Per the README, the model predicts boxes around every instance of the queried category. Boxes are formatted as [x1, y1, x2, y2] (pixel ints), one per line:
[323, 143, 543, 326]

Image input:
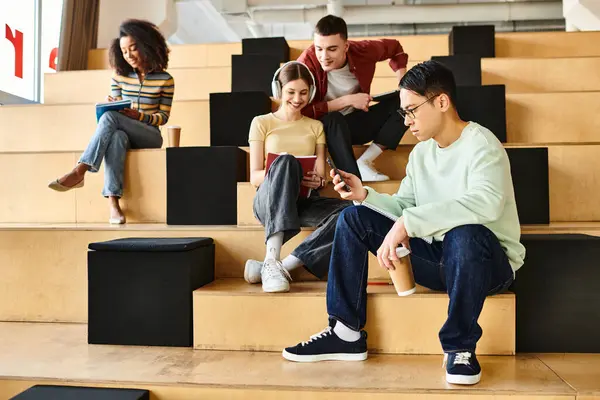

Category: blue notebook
[95, 99, 132, 122]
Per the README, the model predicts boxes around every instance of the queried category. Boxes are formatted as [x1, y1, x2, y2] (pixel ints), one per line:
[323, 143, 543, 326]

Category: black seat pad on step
[88, 237, 213, 252]
[11, 385, 149, 400]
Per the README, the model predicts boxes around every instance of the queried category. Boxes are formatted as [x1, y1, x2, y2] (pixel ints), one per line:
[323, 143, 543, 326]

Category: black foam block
[449, 25, 495, 58]
[513, 234, 600, 353]
[232, 54, 281, 93]
[456, 85, 506, 142]
[88, 237, 214, 347]
[242, 37, 290, 63]
[167, 146, 247, 225]
[210, 91, 272, 147]
[505, 148, 549, 224]
[11, 385, 149, 400]
[431, 55, 482, 86]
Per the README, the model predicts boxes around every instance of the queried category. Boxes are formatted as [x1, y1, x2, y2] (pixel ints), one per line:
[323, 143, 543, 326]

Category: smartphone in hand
[326, 157, 351, 192]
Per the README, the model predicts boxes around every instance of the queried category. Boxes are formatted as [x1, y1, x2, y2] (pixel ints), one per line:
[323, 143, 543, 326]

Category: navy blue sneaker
[282, 323, 368, 362]
[444, 351, 481, 385]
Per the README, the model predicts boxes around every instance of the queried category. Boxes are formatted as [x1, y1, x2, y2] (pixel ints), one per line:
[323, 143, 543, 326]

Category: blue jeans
[253, 155, 351, 279]
[327, 206, 514, 352]
[79, 111, 163, 197]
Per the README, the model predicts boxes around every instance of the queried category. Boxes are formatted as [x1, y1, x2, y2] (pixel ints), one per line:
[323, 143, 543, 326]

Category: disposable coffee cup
[388, 246, 416, 296]
[166, 125, 181, 148]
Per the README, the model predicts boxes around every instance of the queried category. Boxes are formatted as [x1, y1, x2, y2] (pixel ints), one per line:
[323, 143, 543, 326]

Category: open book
[265, 153, 317, 198]
[95, 99, 132, 122]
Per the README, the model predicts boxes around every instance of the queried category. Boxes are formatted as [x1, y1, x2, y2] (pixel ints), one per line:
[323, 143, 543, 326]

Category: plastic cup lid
[395, 246, 411, 258]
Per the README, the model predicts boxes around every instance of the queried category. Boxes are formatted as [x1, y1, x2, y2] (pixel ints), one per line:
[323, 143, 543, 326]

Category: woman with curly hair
[49, 19, 174, 224]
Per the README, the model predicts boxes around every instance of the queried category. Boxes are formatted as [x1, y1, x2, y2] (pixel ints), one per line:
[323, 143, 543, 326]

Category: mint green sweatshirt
[360, 122, 526, 272]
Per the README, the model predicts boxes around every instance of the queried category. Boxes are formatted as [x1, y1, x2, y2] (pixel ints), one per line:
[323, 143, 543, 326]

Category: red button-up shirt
[297, 39, 409, 119]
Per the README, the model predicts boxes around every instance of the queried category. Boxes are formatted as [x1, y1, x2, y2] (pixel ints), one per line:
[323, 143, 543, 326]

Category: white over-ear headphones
[271, 61, 317, 103]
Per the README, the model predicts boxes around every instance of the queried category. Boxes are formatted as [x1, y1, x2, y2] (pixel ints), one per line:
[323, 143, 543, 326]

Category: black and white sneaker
[282, 323, 368, 362]
[444, 351, 482, 385]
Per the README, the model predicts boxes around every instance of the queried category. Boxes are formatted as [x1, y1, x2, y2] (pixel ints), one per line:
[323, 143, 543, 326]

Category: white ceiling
[170, 0, 565, 44]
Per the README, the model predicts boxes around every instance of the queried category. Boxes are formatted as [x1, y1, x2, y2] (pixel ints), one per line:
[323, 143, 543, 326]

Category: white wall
[97, 0, 170, 48]
[564, 0, 600, 31]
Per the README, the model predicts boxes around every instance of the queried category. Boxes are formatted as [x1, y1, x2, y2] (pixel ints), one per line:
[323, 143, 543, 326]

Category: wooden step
[87, 35, 448, 70]
[536, 354, 600, 399]
[44, 68, 231, 104]
[0, 101, 209, 153]
[87, 42, 243, 70]
[50, 57, 600, 105]
[494, 31, 600, 58]
[0, 322, 582, 399]
[194, 279, 514, 355]
[2, 143, 600, 225]
[0, 149, 166, 224]
[237, 143, 600, 224]
[0, 224, 374, 323]
[87, 31, 600, 69]
[374, 57, 600, 93]
[287, 35, 449, 62]
[2, 143, 599, 225]
[505, 92, 600, 144]
[3, 93, 600, 154]
[1, 222, 599, 323]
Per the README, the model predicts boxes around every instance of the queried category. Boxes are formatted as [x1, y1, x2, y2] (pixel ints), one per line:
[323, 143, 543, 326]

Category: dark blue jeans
[326, 206, 514, 352]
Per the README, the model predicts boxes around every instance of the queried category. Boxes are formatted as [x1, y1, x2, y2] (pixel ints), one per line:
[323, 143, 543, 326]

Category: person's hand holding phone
[330, 168, 367, 202]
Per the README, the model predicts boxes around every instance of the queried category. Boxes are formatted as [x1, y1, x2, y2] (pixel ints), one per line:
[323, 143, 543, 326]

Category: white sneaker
[244, 259, 263, 284]
[261, 259, 292, 293]
[357, 161, 390, 182]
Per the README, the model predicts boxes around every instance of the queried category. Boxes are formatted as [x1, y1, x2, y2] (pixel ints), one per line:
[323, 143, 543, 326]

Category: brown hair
[278, 62, 314, 90]
[315, 15, 348, 40]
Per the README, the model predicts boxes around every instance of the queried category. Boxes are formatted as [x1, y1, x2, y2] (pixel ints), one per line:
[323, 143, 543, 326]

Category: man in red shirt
[298, 15, 409, 182]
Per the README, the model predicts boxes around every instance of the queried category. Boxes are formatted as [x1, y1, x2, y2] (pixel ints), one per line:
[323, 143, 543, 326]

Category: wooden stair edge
[0, 222, 599, 234]
[2, 142, 599, 158]
[0, 346, 583, 398]
[193, 278, 515, 298]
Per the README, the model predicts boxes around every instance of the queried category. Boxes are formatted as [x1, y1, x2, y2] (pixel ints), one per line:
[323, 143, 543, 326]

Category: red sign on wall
[5, 23, 58, 78]
[2, 1, 62, 101]
[5, 24, 24, 78]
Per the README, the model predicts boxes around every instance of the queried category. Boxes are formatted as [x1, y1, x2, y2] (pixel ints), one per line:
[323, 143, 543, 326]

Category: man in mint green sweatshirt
[282, 60, 526, 385]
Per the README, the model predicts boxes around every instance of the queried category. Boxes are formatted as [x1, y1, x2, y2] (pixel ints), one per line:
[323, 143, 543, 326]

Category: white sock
[282, 254, 303, 272]
[265, 232, 284, 262]
[357, 143, 383, 164]
[333, 320, 361, 342]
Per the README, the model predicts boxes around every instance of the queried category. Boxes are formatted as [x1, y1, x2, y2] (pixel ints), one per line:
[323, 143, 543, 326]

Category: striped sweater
[111, 71, 175, 127]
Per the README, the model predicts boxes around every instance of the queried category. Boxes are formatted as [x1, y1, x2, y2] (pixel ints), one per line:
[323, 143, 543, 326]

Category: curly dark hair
[109, 19, 169, 76]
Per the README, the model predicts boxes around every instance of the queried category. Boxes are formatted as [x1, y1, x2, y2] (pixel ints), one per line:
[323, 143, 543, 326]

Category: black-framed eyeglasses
[397, 95, 439, 120]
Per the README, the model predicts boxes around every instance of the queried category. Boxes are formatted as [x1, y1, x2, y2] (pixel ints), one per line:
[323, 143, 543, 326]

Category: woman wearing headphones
[245, 61, 350, 293]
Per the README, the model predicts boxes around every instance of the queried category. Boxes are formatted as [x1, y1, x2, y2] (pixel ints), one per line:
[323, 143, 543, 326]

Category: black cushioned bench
[88, 237, 214, 347]
[11, 385, 149, 400]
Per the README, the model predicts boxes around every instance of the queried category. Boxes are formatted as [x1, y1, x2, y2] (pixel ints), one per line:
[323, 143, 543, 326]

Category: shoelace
[262, 260, 292, 282]
[442, 352, 472, 368]
[301, 326, 332, 346]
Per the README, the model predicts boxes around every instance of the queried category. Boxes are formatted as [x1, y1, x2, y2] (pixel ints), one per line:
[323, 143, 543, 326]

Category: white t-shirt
[325, 63, 360, 115]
